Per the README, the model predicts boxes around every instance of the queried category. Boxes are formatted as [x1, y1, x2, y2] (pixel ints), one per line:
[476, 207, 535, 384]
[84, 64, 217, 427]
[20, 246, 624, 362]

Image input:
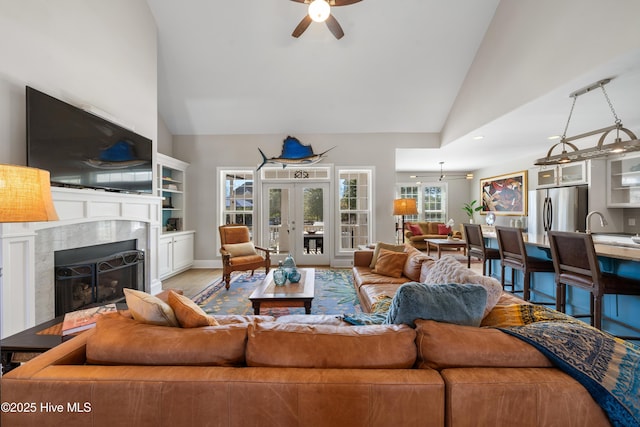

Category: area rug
[193, 269, 361, 317]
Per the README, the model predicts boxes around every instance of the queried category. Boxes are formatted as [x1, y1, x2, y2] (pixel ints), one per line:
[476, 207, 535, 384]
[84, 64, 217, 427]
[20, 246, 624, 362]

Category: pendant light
[535, 78, 640, 166]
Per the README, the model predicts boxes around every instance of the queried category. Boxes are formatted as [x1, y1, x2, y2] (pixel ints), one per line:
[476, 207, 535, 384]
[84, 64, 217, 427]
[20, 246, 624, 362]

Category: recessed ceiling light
[472, 135, 484, 140]
[409, 175, 417, 178]
[548, 135, 561, 140]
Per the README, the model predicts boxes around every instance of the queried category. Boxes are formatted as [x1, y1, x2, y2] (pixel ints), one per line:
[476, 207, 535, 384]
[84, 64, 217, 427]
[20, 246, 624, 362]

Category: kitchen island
[483, 230, 640, 341]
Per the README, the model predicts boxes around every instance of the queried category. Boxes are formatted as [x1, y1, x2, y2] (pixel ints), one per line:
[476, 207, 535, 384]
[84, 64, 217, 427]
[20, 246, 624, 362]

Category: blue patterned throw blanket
[492, 305, 640, 427]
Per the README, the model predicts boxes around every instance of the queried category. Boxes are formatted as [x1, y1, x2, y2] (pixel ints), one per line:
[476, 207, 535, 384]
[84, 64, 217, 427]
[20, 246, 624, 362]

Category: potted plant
[462, 200, 482, 223]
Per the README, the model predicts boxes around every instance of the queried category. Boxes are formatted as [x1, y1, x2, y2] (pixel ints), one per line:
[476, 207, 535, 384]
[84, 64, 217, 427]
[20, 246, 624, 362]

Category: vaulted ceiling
[147, 0, 640, 173]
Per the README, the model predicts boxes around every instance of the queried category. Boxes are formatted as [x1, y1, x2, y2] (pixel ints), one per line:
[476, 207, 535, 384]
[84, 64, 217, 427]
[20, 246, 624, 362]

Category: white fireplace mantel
[1, 187, 162, 338]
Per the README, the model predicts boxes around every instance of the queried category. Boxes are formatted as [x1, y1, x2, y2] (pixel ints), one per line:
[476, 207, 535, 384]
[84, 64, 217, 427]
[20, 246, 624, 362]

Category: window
[338, 169, 372, 251]
[397, 182, 447, 222]
[423, 184, 447, 222]
[221, 169, 254, 233]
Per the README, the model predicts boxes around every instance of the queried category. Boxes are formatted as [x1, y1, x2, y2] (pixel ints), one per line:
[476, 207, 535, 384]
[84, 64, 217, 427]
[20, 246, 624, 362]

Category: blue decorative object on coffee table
[273, 261, 287, 286]
[288, 267, 301, 283]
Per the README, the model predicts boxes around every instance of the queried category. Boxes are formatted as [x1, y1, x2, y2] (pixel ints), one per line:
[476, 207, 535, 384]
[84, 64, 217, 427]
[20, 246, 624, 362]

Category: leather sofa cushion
[246, 322, 417, 368]
[415, 319, 552, 369]
[358, 284, 402, 312]
[86, 314, 247, 366]
[353, 266, 409, 288]
[441, 368, 612, 427]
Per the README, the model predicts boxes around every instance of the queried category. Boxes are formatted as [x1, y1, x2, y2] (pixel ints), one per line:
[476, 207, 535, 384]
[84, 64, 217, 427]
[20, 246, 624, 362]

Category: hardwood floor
[162, 268, 223, 299]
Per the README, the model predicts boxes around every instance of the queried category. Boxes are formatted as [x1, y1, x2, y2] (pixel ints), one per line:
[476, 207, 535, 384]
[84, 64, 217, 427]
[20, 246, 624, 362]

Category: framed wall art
[480, 170, 527, 216]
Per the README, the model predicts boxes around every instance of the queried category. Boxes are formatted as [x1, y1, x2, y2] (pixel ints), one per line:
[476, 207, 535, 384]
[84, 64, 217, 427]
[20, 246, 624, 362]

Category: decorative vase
[273, 261, 287, 286]
[282, 253, 296, 271]
[282, 253, 296, 281]
[287, 267, 301, 283]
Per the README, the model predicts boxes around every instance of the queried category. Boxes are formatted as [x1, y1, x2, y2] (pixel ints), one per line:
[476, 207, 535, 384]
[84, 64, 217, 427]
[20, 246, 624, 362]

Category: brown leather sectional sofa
[0, 310, 610, 427]
[1, 250, 611, 427]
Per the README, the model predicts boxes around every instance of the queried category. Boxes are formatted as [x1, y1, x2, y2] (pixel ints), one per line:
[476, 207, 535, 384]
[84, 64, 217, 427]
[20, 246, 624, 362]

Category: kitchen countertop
[483, 232, 640, 262]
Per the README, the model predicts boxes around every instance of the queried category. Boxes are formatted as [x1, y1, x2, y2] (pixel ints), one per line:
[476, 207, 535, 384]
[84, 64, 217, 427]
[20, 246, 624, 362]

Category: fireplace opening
[54, 240, 144, 316]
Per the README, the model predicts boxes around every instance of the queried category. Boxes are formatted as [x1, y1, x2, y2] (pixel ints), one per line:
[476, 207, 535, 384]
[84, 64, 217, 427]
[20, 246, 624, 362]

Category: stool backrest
[547, 231, 600, 279]
[463, 223, 485, 252]
[495, 226, 527, 266]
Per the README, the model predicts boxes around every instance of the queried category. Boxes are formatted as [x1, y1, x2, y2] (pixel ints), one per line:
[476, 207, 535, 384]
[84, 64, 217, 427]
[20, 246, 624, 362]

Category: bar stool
[463, 223, 500, 276]
[495, 226, 555, 303]
[548, 230, 640, 332]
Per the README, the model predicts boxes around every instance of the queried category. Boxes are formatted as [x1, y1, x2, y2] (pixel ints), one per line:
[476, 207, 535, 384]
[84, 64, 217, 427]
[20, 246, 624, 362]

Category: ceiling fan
[291, 0, 362, 40]
[409, 162, 474, 182]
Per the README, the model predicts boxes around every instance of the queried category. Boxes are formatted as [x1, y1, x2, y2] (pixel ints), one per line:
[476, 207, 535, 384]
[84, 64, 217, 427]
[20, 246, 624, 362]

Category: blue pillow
[384, 282, 487, 328]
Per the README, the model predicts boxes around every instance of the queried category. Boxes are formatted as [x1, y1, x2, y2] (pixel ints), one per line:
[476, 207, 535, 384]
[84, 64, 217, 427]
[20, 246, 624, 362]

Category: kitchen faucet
[585, 211, 608, 234]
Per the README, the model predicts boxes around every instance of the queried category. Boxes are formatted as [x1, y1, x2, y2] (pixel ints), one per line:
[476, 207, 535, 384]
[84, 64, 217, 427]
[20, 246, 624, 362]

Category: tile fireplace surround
[0, 187, 162, 338]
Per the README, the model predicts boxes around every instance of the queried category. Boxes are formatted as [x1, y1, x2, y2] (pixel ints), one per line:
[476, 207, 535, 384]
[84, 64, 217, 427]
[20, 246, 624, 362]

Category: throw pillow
[422, 255, 473, 285]
[384, 282, 487, 328]
[465, 274, 503, 317]
[369, 242, 405, 268]
[437, 224, 451, 235]
[167, 290, 219, 328]
[223, 242, 258, 257]
[123, 288, 179, 327]
[372, 248, 408, 278]
[407, 223, 423, 236]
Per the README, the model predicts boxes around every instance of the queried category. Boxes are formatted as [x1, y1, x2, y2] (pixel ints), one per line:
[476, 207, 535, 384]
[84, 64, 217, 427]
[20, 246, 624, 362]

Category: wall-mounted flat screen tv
[26, 86, 153, 194]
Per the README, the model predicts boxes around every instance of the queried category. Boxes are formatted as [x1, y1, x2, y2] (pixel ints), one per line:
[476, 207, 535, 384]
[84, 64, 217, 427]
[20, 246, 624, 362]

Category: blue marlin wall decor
[257, 136, 335, 170]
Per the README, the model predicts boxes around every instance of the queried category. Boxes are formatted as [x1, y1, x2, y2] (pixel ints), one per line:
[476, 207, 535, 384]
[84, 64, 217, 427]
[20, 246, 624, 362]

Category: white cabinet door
[158, 236, 173, 278]
[172, 233, 194, 272]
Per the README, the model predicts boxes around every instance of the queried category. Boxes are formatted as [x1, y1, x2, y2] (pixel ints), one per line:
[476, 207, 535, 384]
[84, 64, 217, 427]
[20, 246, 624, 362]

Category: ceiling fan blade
[325, 14, 344, 39]
[292, 15, 313, 38]
[290, 0, 308, 3]
[332, 0, 362, 6]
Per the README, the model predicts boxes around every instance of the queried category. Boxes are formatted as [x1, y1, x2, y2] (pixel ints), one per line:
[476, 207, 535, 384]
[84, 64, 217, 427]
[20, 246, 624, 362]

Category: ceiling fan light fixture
[308, 0, 331, 22]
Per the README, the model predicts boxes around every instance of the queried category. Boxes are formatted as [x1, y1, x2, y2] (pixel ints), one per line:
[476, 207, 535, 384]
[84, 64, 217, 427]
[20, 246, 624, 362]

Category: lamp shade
[393, 198, 418, 216]
[0, 164, 59, 222]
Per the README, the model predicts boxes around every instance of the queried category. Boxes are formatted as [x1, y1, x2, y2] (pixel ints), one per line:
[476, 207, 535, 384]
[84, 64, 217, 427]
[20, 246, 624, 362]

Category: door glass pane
[303, 187, 324, 254]
[268, 187, 290, 254]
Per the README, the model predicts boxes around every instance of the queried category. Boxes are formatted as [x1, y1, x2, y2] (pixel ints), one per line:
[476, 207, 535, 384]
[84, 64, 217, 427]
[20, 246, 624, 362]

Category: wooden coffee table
[249, 268, 315, 314]
[424, 238, 467, 258]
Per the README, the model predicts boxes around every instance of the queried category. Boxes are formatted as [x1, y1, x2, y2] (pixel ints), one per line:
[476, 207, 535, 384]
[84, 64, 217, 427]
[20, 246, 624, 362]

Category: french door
[262, 182, 330, 265]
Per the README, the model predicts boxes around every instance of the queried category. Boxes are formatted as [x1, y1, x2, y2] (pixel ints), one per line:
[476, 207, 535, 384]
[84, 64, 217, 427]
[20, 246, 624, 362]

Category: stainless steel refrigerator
[527, 185, 588, 234]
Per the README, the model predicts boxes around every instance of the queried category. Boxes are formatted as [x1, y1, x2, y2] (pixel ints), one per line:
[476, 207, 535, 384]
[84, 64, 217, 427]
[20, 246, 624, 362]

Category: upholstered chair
[219, 224, 271, 290]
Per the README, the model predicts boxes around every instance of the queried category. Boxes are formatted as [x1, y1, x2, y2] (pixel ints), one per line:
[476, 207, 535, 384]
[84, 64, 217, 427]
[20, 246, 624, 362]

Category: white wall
[157, 115, 173, 157]
[0, 0, 158, 165]
[174, 133, 439, 263]
[442, 0, 640, 146]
